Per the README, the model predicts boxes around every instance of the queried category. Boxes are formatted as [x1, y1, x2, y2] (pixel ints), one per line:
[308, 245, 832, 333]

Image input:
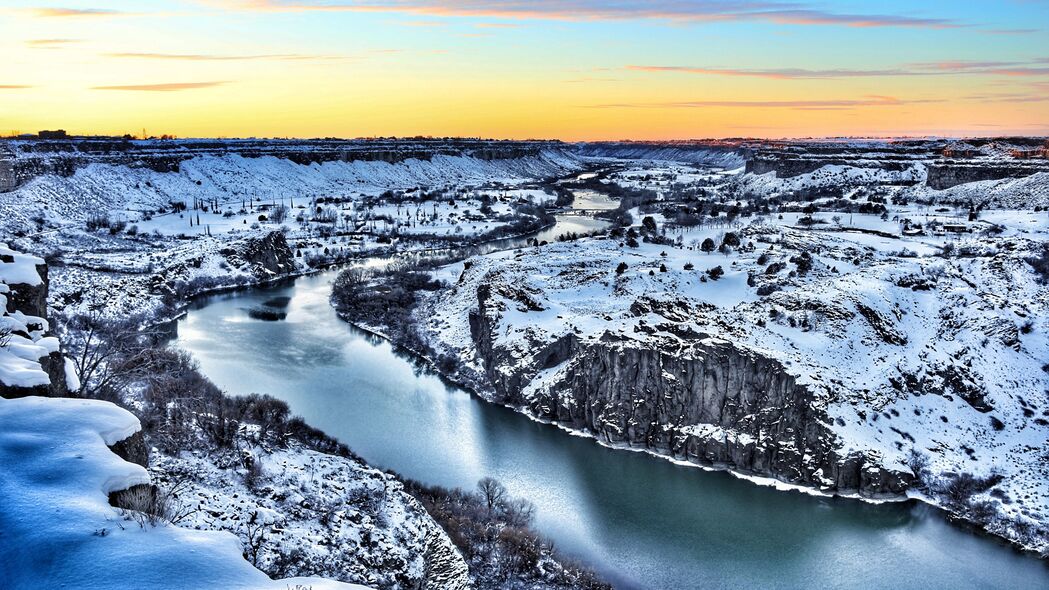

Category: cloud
[984, 28, 1040, 35]
[908, 60, 1024, 71]
[628, 60, 1049, 80]
[626, 65, 917, 79]
[589, 95, 942, 109]
[0, 85, 33, 89]
[740, 9, 962, 29]
[963, 93, 1049, 103]
[394, 19, 448, 26]
[31, 7, 123, 17]
[983, 67, 1049, 76]
[216, 1, 968, 29]
[104, 52, 349, 61]
[26, 38, 82, 47]
[91, 82, 228, 91]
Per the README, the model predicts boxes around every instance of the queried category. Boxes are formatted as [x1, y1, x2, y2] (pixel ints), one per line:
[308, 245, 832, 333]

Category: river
[174, 266, 1049, 590]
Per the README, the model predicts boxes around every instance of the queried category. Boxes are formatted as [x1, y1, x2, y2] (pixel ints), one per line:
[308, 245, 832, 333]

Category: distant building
[943, 223, 970, 234]
[38, 129, 68, 139]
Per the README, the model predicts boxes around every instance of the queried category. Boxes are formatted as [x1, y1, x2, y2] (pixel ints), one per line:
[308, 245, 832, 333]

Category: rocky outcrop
[0, 247, 70, 399]
[926, 163, 1049, 190]
[109, 430, 150, 468]
[421, 526, 471, 590]
[468, 286, 911, 496]
[573, 140, 746, 168]
[236, 231, 297, 279]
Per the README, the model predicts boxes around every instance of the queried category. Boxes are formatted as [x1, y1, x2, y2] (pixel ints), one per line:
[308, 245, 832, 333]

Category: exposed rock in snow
[574, 141, 747, 169]
[0, 244, 68, 397]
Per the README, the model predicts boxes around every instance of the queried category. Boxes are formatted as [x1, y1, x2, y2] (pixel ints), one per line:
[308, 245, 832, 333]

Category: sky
[1, 0, 1048, 140]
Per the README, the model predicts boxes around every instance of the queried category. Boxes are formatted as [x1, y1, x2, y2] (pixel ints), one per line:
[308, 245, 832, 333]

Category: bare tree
[270, 204, 290, 224]
[477, 477, 508, 513]
[63, 312, 164, 399]
[241, 510, 268, 567]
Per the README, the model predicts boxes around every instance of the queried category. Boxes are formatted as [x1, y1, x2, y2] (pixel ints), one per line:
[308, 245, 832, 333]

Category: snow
[0, 395, 369, 590]
[0, 244, 54, 389]
[416, 159, 1049, 554]
[0, 244, 45, 286]
[150, 438, 468, 589]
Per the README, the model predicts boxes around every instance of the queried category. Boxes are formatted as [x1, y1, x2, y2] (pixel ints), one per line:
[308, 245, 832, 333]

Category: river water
[175, 267, 1049, 590]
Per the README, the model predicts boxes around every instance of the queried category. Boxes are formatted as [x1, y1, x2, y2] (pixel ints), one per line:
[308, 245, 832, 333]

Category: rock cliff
[0, 245, 71, 399]
[467, 283, 909, 495]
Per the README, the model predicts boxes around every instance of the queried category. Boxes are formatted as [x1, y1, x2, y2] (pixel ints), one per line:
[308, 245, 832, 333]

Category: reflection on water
[572, 189, 620, 210]
[177, 270, 1049, 590]
[532, 215, 611, 244]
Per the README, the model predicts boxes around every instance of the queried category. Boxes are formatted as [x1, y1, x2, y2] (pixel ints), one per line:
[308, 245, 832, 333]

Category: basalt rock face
[926, 163, 1049, 190]
[468, 285, 910, 496]
[0, 252, 70, 399]
[109, 430, 150, 468]
[236, 231, 297, 279]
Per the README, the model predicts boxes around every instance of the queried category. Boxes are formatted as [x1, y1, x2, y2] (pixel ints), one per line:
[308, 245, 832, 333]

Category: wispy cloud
[394, 19, 448, 26]
[216, 1, 969, 29]
[91, 82, 228, 91]
[626, 65, 917, 79]
[628, 60, 1049, 80]
[984, 28, 1040, 35]
[963, 92, 1049, 103]
[0, 85, 33, 89]
[31, 7, 124, 17]
[588, 95, 942, 110]
[26, 38, 82, 47]
[908, 60, 1024, 71]
[104, 52, 349, 61]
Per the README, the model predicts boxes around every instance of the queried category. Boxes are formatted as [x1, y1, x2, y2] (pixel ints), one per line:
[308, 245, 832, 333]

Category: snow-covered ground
[150, 437, 468, 589]
[2, 147, 580, 317]
[0, 395, 368, 590]
[415, 165, 1049, 555]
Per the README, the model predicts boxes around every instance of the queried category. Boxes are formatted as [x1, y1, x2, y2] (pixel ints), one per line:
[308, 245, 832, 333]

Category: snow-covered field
[0, 395, 368, 590]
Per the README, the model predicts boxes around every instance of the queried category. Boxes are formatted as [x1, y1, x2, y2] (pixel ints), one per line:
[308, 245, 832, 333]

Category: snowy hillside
[0, 395, 368, 590]
[1, 149, 580, 235]
[574, 142, 746, 169]
[415, 209, 1049, 555]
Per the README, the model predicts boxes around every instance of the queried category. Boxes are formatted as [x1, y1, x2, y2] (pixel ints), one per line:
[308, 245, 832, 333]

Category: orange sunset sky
[2, 1, 1048, 140]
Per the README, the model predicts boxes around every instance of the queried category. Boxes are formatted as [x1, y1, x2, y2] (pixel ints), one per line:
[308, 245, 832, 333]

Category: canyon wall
[467, 283, 910, 496]
[0, 137, 563, 193]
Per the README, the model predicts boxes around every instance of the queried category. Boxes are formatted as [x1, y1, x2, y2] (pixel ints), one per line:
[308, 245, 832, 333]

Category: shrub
[116, 485, 171, 528]
[85, 214, 111, 231]
[108, 219, 128, 235]
[1025, 244, 1049, 283]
